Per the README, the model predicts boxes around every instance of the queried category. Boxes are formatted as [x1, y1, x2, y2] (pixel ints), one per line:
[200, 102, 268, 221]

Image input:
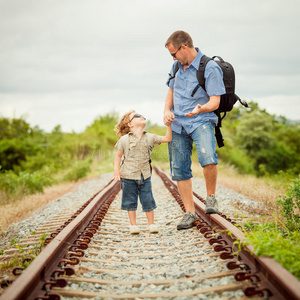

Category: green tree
[0, 118, 33, 139]
[237, 110, 275, 155]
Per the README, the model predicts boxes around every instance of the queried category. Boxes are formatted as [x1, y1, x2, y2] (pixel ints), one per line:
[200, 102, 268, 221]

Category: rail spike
[243, 285, 271, 298]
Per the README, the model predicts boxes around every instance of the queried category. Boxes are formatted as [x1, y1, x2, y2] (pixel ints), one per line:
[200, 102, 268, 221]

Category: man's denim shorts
[168, 123, 218, 181]
[121, 175, 157, 212]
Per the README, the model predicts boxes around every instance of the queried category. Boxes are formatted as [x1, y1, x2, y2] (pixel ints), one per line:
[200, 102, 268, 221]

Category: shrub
[276, 177, 300, 231]
[218, 146, 255, 174]
[63, 160, 91, 182]
[242, 220, 300, 280]
[0, 170, 53, 203]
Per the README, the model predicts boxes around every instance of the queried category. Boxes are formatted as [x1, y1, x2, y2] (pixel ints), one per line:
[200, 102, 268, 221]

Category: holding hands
[164, 111, 175, 126]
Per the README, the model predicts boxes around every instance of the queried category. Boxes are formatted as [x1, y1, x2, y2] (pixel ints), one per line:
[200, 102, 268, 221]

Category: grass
[0, 157, 114, 233]
[0, 181, 83, 233]
[239, 217, 300, 280]
[0, 233, 48, 275]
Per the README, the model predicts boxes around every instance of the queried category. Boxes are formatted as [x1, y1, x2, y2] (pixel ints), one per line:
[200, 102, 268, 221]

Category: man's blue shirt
[166, 48, 226, 134]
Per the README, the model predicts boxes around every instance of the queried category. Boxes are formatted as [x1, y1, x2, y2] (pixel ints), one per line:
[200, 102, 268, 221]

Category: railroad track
[1, 167, 299, 299]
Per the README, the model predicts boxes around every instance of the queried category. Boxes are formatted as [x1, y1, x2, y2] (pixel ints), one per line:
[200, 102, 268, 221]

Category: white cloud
[0, 89, 166, 132]
[254, 95, 300, 120]
[0, 0, 299, 132]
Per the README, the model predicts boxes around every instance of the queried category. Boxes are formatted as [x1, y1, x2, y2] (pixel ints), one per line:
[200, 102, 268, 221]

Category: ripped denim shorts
[168, 122, 218, 181]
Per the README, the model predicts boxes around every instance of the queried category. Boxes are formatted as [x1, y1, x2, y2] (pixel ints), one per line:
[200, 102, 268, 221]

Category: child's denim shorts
[168, 122, 218, 181]
[121, 175, 157, 212]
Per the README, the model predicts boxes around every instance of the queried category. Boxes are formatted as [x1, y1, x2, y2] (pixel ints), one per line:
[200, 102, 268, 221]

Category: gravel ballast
[0, 171, 260, 250]
[0, 170, 265, 299]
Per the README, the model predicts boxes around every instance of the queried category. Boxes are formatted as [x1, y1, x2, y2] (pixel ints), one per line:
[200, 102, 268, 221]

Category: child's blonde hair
[114, 110, 135, 139]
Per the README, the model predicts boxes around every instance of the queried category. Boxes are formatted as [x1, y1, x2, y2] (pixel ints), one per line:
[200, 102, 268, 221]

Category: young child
[113, 110, 172, 234]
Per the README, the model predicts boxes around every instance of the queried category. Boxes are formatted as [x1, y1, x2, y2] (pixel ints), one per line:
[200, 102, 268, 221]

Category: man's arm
[161, 125, 172, 143]
[185, 95, 220, 117]
[164, 88, 175, 125]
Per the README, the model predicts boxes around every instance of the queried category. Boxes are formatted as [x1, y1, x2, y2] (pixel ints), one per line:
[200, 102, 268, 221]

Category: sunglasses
[130, 114, 146, 122]
[171, 45, 182, 58]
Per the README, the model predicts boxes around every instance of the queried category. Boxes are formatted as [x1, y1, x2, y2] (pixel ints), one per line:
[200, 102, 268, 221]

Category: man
[164, 30, 226, 230]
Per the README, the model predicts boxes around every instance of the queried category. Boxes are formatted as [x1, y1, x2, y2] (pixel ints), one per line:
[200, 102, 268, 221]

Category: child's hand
[112, 171, 123, 181]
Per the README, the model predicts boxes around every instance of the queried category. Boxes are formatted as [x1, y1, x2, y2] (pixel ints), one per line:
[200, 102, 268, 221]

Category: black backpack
[168, 55, 249, 148]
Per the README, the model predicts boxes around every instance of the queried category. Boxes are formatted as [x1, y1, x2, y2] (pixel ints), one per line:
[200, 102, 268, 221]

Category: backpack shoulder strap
[215, 125, 224, 148]
[167, 61, 180, 86]
[193, 55, 225, 148]
[191, 55, 211, 97]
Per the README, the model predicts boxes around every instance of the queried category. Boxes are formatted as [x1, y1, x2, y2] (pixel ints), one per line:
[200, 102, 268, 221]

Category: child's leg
[145, 210, 154, 226]
[138, 176, 157, 226]
[121, 178, 139, 226]
[146, 209, 159, 233]
[128, 211, 137, 225]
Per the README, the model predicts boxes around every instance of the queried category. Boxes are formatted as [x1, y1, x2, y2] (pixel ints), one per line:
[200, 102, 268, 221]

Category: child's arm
[112, 150, 123, 181]
[160, 125, 172, 143]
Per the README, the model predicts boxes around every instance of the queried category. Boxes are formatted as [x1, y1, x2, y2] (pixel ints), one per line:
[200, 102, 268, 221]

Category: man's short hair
[165, 31, 194, 48]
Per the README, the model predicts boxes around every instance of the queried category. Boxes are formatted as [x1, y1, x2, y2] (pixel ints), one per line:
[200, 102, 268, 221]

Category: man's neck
[182, 47, 198, 71]
[187, 48, 198, 66]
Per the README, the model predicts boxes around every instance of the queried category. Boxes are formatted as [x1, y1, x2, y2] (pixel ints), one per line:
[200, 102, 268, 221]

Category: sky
[1, 0, 299, 133]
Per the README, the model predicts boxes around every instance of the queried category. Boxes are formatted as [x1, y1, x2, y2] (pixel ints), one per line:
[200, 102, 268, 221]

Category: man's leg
[203, 164, 218, 197]
[190, 123, 219, 214]
[176, 178, 198, 230]
[177, 178, 195, 214]
[203, 163, 219, 214]
[168, 129, 196, 229]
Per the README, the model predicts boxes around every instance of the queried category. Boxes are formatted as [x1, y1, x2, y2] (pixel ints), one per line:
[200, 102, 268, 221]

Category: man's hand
[164, 111, 175, 126]
[185, 104, 201, 117]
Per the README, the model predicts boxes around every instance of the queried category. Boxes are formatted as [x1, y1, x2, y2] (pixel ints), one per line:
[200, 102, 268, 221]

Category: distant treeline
[0, 101, 299, 201]
[217, 101, 300, 176]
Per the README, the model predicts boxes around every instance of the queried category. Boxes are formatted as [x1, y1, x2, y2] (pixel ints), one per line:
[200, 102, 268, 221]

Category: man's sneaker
[149, 224, 159, 234]
[177, 212, 197, 230]
[205, 195, 219, 214]
[129, 225, 140, 234]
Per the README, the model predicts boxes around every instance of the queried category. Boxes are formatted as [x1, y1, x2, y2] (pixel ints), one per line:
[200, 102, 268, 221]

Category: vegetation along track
[1, 167, 300, 299]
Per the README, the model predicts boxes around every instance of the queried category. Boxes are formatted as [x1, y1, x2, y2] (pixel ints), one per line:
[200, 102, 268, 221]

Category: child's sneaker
[129, 225, 140, 234]
[148, 224, 159, 234]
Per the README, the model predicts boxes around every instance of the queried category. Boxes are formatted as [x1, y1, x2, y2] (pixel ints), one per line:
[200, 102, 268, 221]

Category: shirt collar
[176, 47, 204, 71]
[128, 131, 147, 136]
[190, 47, 204, 70]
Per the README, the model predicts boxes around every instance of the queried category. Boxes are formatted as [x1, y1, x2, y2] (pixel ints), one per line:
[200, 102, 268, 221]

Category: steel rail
[154, 166, 300, 300]
[2, 167, 299, 300]
[1, 179, 121, 300]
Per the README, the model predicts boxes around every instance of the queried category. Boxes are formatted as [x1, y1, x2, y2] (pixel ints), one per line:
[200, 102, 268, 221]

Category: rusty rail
[1, 179, 121, 300]
[2, 167, 300, 299]
[154, 166, 300, 300]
